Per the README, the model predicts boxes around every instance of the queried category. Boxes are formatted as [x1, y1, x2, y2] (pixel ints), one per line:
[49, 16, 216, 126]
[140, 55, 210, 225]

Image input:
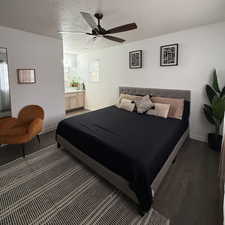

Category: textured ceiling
[0, 0, 225, 53]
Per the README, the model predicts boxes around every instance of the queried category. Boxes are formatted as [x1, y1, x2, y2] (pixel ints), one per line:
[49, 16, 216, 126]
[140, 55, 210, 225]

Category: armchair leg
[37, 135, 41, 144]
[21, 144, 25, 158]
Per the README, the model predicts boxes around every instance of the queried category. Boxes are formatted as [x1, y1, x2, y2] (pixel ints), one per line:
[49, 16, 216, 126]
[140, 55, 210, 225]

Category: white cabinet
[65, 91, 85, 111]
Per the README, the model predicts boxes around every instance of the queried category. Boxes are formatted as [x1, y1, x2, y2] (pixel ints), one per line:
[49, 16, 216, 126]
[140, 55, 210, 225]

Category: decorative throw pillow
[119, 98, 135, 112]
[121, 94, 143, 101]
[146, 103, 170, 118]
[135, 95, 154, 114]
[115, 94, 143, 108]
[151, 97, 184, 120]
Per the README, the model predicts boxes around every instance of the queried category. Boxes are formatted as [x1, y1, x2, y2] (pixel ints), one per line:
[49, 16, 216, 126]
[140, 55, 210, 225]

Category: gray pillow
[135, 95, 154, 114]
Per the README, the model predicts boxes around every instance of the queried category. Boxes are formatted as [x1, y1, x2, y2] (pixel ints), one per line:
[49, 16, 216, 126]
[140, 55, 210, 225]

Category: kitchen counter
[65, 86, 85, 93]
[65, 91, 85, 111]
[65, 90, 85, 94]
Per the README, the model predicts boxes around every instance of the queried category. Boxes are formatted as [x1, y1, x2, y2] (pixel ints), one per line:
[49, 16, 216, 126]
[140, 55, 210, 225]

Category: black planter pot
[208, 133, 223, 152]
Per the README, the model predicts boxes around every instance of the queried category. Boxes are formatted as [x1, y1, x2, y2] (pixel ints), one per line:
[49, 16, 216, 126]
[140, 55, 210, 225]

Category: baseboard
[190, 133, 207, 143]
[42, 123, 58, 134]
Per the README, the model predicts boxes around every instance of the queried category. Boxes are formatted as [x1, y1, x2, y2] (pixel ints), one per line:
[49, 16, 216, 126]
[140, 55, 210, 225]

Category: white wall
[0, 26, 65, 132]
[78, 22, 225, 142]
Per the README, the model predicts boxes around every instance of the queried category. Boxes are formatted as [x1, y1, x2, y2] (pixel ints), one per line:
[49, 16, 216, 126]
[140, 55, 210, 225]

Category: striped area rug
[0, 144, 170, 225]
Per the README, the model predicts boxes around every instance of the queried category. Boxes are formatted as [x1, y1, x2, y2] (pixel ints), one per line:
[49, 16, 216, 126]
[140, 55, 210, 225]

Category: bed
[56, 87, 191, 214]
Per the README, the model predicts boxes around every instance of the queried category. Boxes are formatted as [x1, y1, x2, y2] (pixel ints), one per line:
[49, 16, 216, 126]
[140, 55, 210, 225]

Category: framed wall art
[17, 69, 36, 84]
[129, 50, 142, 69]
[160, 44, 178, 66]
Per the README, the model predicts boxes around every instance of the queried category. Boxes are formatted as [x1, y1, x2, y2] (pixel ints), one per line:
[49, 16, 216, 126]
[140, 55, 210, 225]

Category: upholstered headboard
[119, 86, 191, 101]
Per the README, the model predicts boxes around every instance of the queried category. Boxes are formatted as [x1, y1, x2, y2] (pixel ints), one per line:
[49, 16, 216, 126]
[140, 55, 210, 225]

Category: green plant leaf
[220, 86, 225, 97]
[206, 85, 217, 103]
[212, 70, 220, 93]
[203, 104, 216, 125]
[211, 96, 225, 123]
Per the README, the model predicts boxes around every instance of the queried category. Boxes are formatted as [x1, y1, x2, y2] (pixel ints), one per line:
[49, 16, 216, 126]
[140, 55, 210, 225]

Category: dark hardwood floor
[0, 131, 222, 225]
[153, 139, 222, 225]
[0, 131, 55, 166]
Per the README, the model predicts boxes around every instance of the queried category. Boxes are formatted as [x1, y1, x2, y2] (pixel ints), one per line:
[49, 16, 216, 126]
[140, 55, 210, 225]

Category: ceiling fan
[59, 12, 137, 43]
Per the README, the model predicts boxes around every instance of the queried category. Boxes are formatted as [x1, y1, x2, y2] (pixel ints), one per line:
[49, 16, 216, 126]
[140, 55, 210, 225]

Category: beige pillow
[121, 94, 143, 101]
[146, 103, 170, 118]
[135, 95, 154, 114]
[115, 94, 143, 108]
[151, 97, 184, 120]
[119, 98, 135, 112]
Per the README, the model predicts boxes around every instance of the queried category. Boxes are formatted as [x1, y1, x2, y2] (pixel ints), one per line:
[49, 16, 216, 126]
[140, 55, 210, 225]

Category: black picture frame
[160, 44, 178, 66]
[129, 50, 142, 69]
[17, 69, 36, 84]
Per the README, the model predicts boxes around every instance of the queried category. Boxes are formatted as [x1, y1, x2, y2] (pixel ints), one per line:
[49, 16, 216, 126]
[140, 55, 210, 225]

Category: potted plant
[70, 80, 79, 88]
[203, 69, 225, 151]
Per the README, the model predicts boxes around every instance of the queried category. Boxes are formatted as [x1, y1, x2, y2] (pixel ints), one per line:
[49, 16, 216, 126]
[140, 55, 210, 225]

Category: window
[63, 53, 82, 92]
[89, 60, 100, 82]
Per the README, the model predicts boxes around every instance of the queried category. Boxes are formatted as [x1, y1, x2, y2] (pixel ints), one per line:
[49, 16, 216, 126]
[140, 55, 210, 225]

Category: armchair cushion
[28, 118, 43, 138]
[0, 125, 27, 136]
[0, 118, 20, 130]
[0, 133, 30, 145]
[0, 105, 44, 145]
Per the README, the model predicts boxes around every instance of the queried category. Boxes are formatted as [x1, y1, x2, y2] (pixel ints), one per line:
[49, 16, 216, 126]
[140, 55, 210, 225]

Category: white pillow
[146, 103, 170, 118]
[119, 99, 135, 112]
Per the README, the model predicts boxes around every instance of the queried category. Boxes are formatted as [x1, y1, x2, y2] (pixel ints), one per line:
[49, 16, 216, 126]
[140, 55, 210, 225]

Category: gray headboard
[119, 86, 191, 101]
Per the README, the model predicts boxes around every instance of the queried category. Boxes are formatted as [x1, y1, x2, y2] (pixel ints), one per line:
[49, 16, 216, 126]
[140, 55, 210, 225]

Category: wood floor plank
[153, 139, 222, 225]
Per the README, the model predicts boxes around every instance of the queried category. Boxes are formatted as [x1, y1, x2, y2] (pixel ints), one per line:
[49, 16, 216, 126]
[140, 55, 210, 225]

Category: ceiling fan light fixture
[59, 12, 138, 43]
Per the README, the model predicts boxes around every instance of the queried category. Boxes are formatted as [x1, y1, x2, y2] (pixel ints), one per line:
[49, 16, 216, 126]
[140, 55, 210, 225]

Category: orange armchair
[0, 105, 44, 157]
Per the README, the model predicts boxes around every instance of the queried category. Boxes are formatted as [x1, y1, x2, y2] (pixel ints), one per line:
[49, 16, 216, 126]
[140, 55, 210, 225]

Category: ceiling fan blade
[104, 35, 125, 43]
[105, 23, 137, 34]
[80, 12, 98, 30]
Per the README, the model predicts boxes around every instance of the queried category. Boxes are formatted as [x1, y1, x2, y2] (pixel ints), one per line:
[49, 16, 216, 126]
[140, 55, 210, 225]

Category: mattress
[56, 104, 189, 211]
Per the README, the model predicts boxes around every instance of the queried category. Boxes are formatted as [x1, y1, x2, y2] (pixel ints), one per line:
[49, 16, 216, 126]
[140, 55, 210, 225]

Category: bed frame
[57, 87, 191, 214]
